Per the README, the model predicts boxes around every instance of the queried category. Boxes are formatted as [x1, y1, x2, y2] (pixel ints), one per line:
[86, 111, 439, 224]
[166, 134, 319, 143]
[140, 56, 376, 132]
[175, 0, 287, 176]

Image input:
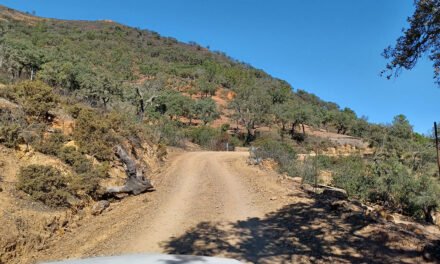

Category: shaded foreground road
[37, 151, 440, 264]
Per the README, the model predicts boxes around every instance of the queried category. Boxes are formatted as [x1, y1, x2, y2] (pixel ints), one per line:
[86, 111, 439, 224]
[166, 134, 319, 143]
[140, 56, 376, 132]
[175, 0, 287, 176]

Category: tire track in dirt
[126, 151, 266, 253]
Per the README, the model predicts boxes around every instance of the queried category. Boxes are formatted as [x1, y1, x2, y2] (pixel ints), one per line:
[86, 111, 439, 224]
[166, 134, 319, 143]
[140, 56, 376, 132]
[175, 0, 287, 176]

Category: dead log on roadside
[106, 145, 153, 195]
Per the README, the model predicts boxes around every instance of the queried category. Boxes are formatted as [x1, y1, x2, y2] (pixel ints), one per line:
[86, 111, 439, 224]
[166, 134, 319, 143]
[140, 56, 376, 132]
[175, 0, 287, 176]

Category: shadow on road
[162, 198, 436, 263]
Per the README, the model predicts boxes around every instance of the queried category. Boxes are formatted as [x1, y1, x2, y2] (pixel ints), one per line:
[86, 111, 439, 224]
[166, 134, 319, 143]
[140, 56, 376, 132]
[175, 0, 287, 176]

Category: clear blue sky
[1, 0, 438, 133]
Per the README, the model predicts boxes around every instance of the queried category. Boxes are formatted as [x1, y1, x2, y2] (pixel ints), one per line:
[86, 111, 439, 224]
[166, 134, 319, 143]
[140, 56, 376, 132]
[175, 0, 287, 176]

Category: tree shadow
[162, 198, 435, 263]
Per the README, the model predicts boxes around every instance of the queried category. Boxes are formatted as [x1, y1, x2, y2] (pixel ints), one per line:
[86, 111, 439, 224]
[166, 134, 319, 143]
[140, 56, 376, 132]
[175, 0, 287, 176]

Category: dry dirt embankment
[31, 151, 440, 263]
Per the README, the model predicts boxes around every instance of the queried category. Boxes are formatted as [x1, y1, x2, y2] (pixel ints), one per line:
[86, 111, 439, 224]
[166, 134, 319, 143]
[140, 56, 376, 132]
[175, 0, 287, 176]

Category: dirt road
[35, 151, 440, 264]
[126, 151, 267, 253]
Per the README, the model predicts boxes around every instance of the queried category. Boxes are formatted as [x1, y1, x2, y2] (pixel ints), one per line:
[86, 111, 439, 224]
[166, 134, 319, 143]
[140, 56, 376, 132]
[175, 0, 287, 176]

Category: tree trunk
[102, 97, 109, 109]
[106, 145, 153, 195]
[280, 123, 286, 141]
[290, 122, 296, 139]
[423, 206, 435, 223]
[136, 87, 144, 118]
[145, 95, 157, 106]
[245, 128, 254, 144]
[302, 124, 305, 135]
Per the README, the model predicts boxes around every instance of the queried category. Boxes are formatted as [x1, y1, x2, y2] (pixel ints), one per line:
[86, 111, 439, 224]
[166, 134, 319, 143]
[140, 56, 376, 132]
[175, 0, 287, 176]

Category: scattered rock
[385, 214, 395, 222]
[91, 200, 110, 216]
[330, 200, 364, 213]
[431, 211, 440, 228]
[115, 193, 129, 199]
[291, 177, 302, 183]
[247, 147, 262, 165]
[261, 159, 278, 170]
[247, 157, 262, 165]
[322, 187, 348, 200]
[345, 212, 375, 226]
[64, 140, 79, 150]
[365, 207, 396, 223]
[301, 183, 315, 193]
[330, 200, 350, 212]
[270, 196, 278, 201]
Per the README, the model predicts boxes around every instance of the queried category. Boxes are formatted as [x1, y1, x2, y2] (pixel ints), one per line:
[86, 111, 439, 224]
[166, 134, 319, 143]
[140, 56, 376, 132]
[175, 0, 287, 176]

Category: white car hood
[41, 254, 242, 264]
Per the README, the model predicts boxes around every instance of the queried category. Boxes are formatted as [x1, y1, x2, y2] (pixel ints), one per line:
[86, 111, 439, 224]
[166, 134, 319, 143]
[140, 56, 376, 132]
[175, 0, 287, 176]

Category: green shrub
[58, 146, 93, 173]
[253, 138, 297, 175]
[228, 135, 242, 148]
[297, 157, 319, 184]
[332, 156, 440, 221]
[58, 146, 107, 198]
[70, 171, 102, 199]
[0, 122, 23, 148]
[332, 156, 372, 199]
[154, 119, 185, 147]
[73, 109, 116, 161]
[5, 81, 58, 120]
[409, 175, 440, 221]
[33, 130, 67, 155]
[17, 165, 72, 207]
[220, 123, 230, 132]
[186, 126, 220, 149]
[66, 104, 84, 119]
[314, 155, 335, 169]
[0, 109, 26, 148]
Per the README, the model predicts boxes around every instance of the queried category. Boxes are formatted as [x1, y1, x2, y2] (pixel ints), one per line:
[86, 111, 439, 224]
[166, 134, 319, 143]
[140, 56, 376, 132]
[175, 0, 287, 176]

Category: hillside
[0, 5, 440, 263]
[0, 5, 369, 140]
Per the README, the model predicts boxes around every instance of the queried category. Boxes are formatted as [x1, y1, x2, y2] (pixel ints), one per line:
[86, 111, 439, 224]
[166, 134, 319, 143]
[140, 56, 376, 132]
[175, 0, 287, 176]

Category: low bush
[2, 81, 58, 121]
[58, 146, 108, 198]
[332, 156, 440, 221]
[58, 146, 93, 173]
[70, 172, 102, 199]
[153, 119, 185, 147]
[0, 109, 26, 148]
[332, 156, 371, 199]
[220, 123, 230, 132]
[409, 175, 440, 222]
[73, 109, 116, 161]
[227, 135, 242, 149]
[17, 165, 72, 207]
[0, 122, 23, 148]
[33, 130, 68, 156]
[186, 126, 220, 149]
[253, 137, 297, 175]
